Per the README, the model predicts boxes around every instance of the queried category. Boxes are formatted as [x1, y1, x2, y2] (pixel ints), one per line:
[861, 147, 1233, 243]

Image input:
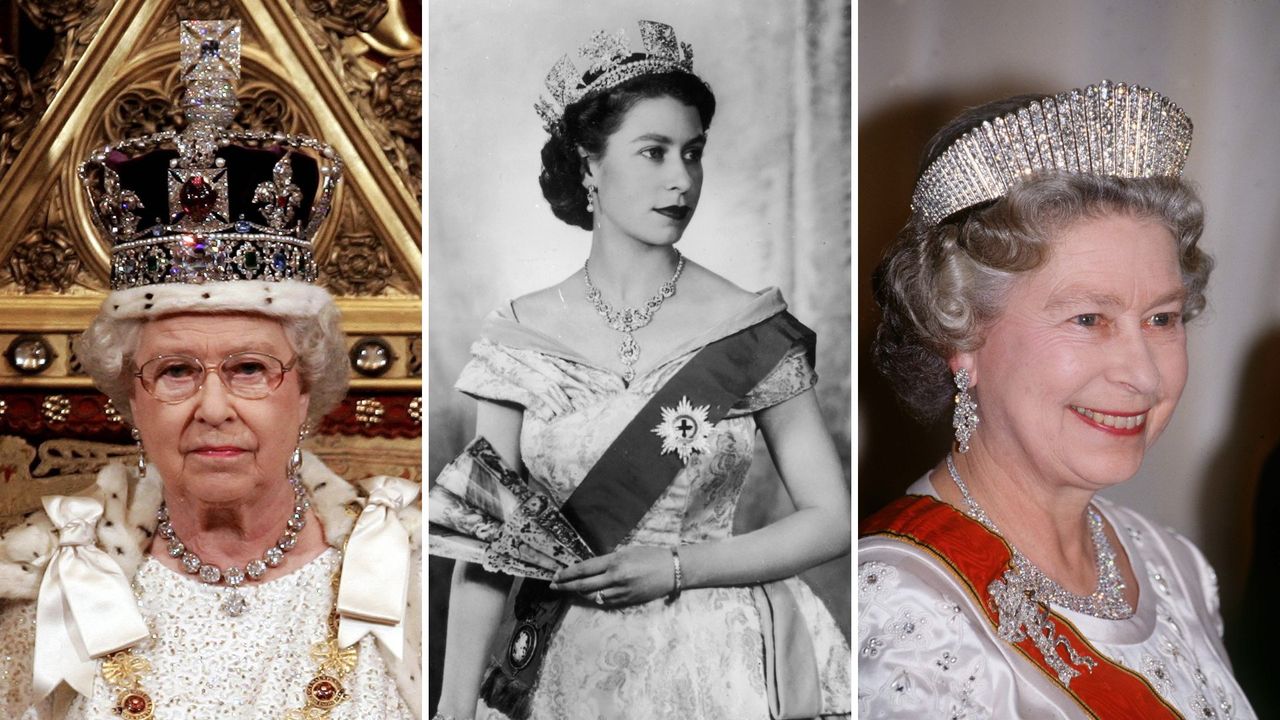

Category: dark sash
[480, 312, 814, 719]
[860, 495, 1183, 719]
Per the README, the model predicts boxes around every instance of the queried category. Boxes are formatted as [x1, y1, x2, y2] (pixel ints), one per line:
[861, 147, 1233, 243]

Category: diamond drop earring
[131, 427, 148, 476]
[952, 368, 980, 453]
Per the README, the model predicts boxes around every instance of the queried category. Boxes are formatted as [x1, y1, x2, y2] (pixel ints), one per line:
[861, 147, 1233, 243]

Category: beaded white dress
[858, 476, 1256, 719]
[459, 290, 850, 720]
[1, 549, 412, 719]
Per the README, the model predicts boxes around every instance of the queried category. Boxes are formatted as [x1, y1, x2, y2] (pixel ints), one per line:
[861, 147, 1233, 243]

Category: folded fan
[428, 437, 593, 580]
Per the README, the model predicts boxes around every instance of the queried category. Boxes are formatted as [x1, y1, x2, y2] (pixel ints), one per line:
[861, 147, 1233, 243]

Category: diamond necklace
[945, 454, 1133, 619]
[156, 474, 310, 617]
[583, 250, 685, 383]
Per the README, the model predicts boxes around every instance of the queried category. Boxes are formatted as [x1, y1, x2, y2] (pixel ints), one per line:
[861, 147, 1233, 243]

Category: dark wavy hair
[872, 97, 1212, 423]
[539, 71, 716, 230]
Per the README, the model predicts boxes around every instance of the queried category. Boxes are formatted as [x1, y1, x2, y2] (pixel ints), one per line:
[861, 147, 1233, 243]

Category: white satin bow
[33, 495, 149, 700]
[337, 476, 419, 658]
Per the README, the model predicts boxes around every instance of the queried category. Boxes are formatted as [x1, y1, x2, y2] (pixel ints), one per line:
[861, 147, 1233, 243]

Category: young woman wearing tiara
[429, 19, 851, 720]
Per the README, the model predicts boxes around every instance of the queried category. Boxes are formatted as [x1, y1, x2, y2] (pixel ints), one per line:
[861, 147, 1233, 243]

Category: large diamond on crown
[169, 234, 229, 283]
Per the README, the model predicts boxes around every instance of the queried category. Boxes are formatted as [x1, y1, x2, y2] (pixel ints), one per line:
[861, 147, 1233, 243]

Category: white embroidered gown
[1, 549, 412, 719]
[858, 476, 1256, 719]
[55, 545, 409, 712]
[458, 290, 850, 720]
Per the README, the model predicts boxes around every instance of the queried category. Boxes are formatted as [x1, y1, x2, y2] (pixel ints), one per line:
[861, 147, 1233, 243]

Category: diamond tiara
[78, 21, 343, 290]
[535, 20, 696, 133]
[911, 80, 1193, 227]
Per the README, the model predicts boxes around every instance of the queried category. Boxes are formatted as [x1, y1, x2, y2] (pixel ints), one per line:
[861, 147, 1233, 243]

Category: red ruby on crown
[179, 174, 217, 221]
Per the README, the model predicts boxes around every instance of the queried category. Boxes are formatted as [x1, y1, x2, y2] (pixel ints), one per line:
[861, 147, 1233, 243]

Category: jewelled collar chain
[101, 556, 359, 719]
[945, 454, 1133, 620]
[583, 250, 685, 383]
[156, 473, 309, 617]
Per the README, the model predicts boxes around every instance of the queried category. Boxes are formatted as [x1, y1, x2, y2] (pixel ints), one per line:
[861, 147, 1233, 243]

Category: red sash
[860, 495, 1183, 719]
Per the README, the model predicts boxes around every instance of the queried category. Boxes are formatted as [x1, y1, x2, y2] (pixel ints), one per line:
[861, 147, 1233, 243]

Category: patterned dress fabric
[858, 476, 1257, 719]
[0, 550, 411, 719]
[458, 289, 850, 720]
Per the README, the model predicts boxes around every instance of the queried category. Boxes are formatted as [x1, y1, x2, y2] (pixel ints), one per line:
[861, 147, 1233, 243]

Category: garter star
[652, 396, 712, 464]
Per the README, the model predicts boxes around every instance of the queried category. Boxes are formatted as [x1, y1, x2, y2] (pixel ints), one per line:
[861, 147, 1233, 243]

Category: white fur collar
[0, 452, 384, 599]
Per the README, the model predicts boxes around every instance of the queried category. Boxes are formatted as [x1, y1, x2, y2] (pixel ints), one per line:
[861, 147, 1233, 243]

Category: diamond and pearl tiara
[911, 80, 1193, 227]
[535, 19, 696, 133]
[78, 21, 343, 291]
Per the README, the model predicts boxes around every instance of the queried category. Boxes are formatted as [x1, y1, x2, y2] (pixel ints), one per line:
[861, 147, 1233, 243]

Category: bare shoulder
[676, 259, 757, 315]
[507, 272, 588, 337]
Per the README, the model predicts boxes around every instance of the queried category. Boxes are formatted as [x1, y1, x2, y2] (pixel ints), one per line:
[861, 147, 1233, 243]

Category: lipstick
[654, 206, 691, 221]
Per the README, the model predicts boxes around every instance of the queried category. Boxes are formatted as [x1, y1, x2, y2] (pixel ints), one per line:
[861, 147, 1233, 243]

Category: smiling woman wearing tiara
[428, 19, 851, 720]
[860, 81, 1256, 717]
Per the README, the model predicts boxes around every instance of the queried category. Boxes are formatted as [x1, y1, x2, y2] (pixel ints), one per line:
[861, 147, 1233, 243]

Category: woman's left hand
[549, 546, 676, 607]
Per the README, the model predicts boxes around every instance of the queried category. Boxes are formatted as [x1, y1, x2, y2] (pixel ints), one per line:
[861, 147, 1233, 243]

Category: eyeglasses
[134, 351, 298, 404]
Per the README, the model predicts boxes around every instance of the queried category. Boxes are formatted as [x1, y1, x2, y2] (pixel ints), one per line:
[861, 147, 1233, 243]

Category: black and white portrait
[427, 1, 852, 718]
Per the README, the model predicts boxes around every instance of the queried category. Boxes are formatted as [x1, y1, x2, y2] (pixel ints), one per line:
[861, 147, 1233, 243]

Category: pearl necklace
[945, 454, 1133, 619]
[583, 251, 685, 383]
[156, 474, 309, 616]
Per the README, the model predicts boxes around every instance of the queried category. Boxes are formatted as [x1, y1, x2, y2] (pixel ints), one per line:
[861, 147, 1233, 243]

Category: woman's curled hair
[540, 71, 716, 230]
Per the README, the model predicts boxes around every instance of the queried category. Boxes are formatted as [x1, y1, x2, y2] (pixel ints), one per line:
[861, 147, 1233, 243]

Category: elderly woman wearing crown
[860, 82, 1257, 717]
[0, 22, 419, 719]
[427, 20, 850, 720]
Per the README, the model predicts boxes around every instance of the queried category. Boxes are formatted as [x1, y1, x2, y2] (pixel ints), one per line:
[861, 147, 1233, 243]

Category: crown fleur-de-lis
[253, 156, 304, 230]
[97, 167, 145, 238]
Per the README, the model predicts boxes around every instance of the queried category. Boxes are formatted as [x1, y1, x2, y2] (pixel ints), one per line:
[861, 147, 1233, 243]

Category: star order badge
[652, 396, 713, 464]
